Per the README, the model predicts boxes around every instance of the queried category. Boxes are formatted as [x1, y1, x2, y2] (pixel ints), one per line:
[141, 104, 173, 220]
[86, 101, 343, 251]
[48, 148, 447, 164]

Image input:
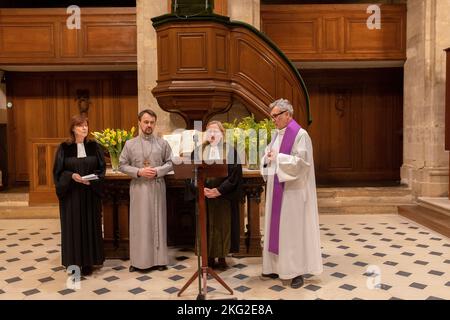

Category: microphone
[263, 131, 278, 168]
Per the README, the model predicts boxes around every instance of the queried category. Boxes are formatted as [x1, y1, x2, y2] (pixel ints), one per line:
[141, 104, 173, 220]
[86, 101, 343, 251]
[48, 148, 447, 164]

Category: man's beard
[143, 128, 153, 135]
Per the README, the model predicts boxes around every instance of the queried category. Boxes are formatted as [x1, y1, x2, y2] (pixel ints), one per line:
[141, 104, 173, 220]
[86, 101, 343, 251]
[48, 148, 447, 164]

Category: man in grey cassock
[119, 109, 173, 272]
[260, 98, 323, 289]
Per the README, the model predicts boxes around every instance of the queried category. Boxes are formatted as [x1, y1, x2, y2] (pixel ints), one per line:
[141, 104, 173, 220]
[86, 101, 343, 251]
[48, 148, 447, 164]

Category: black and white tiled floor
[0, 214, 449, 300]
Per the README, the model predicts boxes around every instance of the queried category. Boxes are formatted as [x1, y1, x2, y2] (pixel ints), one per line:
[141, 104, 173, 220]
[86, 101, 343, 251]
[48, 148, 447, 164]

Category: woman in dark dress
[53, 115, 106, 276]
[188, 121, 243, 270]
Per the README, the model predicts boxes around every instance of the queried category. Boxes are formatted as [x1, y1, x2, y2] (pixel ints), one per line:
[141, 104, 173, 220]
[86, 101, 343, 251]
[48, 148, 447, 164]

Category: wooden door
[6, 71, 138, 184]
[303, 68, 403, 185]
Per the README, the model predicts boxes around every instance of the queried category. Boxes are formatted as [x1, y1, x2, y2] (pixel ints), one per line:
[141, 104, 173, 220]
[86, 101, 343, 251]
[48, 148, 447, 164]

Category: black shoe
[81, 266, 93, 276]
[217, 258, 228, 271]
[291, 275, 304, 289]
[261, 273, 279, 279]
[129, 265, 136, 272]
[157, 265, 168, 271]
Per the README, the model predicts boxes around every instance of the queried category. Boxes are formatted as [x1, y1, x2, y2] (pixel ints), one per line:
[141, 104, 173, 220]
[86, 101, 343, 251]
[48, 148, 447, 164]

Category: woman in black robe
[53, 114, 106, 276]
[187, 121, 243, 270]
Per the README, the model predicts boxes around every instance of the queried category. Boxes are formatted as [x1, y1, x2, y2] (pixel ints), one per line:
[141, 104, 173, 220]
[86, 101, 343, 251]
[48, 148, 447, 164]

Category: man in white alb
[261, 98, 323, 289]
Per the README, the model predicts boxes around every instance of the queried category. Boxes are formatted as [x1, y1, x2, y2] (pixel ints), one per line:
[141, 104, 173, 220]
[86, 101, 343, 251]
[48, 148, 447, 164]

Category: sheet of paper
[81, 174, 99, 181]
[163, 134, 182, 156]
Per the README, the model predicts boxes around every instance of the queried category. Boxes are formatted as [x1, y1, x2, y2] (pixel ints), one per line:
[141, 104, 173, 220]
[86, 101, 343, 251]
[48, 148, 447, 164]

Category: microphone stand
[193, 133, 204, 300]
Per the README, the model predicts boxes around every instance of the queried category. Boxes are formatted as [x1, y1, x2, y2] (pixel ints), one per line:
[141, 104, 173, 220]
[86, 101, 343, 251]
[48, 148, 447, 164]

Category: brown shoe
[208, 258, 216, 268]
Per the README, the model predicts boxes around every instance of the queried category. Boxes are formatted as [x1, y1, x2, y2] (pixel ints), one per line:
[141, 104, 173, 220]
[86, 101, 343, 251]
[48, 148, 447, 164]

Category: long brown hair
[67, 114, 90, 144]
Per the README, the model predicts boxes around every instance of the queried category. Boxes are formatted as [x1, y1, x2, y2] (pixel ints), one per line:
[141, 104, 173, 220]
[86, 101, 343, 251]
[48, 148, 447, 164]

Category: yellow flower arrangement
[91, 127, 136, 171]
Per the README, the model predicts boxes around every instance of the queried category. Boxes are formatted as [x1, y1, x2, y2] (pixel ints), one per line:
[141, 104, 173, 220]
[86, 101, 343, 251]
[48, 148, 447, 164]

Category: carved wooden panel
[0, 24, 55, 57]
[177, 33, 207, 72]
[215, 33, 227, 74]
[60, 22, 78, 58]
[345, 18, 403, 53]
[261, 4, 406, 61]
[83, 24, 137, 56]
[236, 39, 277, 98]
[323, 18, 342, 53]
[262, 20, 319, 53]
[29, 138, 64, 205]
[158, 34, 170, 76]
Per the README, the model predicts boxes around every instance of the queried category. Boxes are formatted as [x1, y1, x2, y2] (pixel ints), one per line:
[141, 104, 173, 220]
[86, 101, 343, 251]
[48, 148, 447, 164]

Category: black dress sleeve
[217, 149, 243, 197]
[90, 142, 106, 197]
[53, 144, 73, 200]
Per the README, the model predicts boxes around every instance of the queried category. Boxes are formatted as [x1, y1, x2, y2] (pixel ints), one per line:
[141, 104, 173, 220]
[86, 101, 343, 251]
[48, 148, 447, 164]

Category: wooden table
[102, 168, 265, 259]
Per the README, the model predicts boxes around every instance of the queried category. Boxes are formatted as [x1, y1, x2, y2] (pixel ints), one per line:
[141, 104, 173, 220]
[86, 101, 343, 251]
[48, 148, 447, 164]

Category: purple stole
[268, 119, 301, 255]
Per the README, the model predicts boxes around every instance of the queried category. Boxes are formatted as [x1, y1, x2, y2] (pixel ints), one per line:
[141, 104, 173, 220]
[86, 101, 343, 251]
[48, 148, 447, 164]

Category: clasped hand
[138, 167, 157, 178]
[204, 188, 221, 198]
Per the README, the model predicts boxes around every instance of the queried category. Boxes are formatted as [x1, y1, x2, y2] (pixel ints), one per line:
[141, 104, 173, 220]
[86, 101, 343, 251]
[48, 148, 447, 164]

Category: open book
[163, 130, 203, 157]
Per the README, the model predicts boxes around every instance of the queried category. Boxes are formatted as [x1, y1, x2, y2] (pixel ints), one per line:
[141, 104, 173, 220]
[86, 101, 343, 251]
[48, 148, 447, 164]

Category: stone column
[136, 0, 185, 135]
[228, 0, 260, 30]
[402, 0, 450, 197]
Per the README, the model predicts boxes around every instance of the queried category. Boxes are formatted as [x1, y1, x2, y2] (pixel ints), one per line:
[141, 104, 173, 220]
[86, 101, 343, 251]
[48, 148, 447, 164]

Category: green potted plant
[223, 114, 275, 170]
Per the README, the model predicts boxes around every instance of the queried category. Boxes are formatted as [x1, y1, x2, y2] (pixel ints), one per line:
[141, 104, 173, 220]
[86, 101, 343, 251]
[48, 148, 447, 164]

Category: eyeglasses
[270, 110, 287, 120]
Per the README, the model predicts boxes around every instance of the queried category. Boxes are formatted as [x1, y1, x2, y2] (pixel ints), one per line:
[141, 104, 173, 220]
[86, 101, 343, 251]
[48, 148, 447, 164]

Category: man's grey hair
[269, 98, 294, 115]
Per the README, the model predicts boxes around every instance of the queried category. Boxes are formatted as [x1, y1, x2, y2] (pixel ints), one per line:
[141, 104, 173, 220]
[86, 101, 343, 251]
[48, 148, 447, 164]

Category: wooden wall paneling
[59, 21, 79, 58]
[118, 73, 138, 131]
[327, 87, 354, 171]
[55, 80, 70, 137]
[8, 75, 49, 182]
[260, 4, 406, 61]
[101, 77, 117, 130]
[0, 8, 137, 65]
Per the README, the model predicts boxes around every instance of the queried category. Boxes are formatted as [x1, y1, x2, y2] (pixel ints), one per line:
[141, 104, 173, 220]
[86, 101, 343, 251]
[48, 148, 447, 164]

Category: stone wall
[228, 0, 260, 29]
[136, 0, 185, 136]
[402, 0, 450, 197]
